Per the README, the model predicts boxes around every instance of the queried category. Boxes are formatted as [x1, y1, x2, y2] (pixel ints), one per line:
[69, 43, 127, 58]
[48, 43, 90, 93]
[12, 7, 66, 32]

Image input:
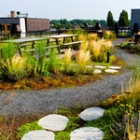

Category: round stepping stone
[109, 66, 121, 70]
[72, 63, 78, 66]
[104, 69, 118, 73]
[94, 69, 102, 74]
[21, 130, 54, 140]
[70, 127, 104, 140]
[86, 65, 93, 68]
[79, 107, 105, 121]
[38, 114, 69, 131]
[94, 65, 106, 69]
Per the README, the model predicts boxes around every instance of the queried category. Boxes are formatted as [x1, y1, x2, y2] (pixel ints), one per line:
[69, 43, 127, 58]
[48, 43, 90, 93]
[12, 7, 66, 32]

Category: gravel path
[0, 38, 138, 116]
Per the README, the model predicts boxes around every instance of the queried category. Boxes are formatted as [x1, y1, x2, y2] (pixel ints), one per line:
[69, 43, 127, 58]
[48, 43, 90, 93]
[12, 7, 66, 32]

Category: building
[0, 11, 50, 38]
[130, 9, 140, 35]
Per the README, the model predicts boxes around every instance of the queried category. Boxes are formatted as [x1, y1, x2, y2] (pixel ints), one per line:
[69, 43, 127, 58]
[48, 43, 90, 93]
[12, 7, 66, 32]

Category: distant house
[130, 9, 140, 35]
[0, 11, 50, 38]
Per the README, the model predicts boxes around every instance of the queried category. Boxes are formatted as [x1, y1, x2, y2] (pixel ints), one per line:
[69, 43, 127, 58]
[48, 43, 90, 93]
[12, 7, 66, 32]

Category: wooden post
[107, 52, 110, 63]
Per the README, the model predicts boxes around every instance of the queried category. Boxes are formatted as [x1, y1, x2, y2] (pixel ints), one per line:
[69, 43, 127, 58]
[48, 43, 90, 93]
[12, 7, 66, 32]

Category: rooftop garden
[1, 30, 140, 140]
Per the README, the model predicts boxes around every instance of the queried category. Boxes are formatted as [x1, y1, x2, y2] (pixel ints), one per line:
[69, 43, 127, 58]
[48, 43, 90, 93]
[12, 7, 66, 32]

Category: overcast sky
[1, 0, 139, 20]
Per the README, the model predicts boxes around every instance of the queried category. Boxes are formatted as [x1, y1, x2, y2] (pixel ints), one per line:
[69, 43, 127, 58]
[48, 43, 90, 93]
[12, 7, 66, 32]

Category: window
[1, 25, 5, 30]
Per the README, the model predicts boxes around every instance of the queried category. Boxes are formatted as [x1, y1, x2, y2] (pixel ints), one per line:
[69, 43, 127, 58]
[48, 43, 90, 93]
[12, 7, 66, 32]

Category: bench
[61, 41, 84, 49]
[20, 43, 31, 48]
[45, 45, 60, 53]
[21, 48, 36, 56]
[47, 39, 62, 45]
[21, 45, 60, 54]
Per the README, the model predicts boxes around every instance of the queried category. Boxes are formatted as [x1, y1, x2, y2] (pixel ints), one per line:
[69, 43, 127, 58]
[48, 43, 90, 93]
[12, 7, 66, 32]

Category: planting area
[0, 32, 140, 139]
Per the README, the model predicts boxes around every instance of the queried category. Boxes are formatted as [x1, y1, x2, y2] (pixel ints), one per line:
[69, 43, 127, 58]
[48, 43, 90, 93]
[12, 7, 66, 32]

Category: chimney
[10, 11, 16, 17]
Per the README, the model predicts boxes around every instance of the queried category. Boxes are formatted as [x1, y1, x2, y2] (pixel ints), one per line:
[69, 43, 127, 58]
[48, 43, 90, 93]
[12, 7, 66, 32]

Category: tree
[118, 10, 129, 27]
[107, 11, 114, 27]
[100, 20, 107, 27]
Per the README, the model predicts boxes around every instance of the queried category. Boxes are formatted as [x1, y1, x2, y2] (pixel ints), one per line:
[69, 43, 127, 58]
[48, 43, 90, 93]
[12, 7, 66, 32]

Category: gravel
[0, 39, 137, 116]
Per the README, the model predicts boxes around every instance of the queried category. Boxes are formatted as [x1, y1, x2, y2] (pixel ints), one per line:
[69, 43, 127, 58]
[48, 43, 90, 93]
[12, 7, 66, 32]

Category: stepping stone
[94, 65, 106, 69]
[70, 127, 104, 140]
[38, 114, 69, 131]
[109, 66, 121, 70]
[94, 69, 102, 74]
[21, 130, 55, 140]
[79, 107, 105, 121]
[86, 65, 93, 69]
[104, 69, 118, 73]
[72, 63, 78, 66]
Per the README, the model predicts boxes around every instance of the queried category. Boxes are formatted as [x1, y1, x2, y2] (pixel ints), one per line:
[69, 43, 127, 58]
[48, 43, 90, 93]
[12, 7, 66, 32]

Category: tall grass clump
[79, 41, 89, 52]
[89, 39, 114, 62]
[76, 50, 91, 73]
[0, 56, 31, 81]
[1, 42, 17, 61]
[63, 48, 72, 68]
[62, 48, 78, 75]
[129, 58, 140, 79]
[121, 76, 140, 110]
[31, 41, 48, 75]
[89, 40, 102, 61]
[0, 119, 14, 140]
[47, 49, 59, 74]
[125, 112, 140, 140]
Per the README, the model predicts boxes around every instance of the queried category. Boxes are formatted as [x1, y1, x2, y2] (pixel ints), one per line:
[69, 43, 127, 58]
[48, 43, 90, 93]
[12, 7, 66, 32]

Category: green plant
[89, 40, 102, 61]
[121, 77, 140, 111]
[109, 108, 140, 140]
[79, 41, 89, 52]
[0, 55, 31, 81]
[125, 112, 140, 140]
[30, 41, 49, 75]
[47, 49, 59, 73]
[1, 42, 17, 61]
[128, 58, 140, 79]
[83, 66, 94, 75]
[120, 41, 129, 49]
[16, 121, 44, 139]
[62, 48, 74, 74]
[76, 50, 91, 73]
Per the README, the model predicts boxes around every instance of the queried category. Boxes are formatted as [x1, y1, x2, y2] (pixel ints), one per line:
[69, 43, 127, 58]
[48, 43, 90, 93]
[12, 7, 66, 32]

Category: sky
[1, 0, 140, 21]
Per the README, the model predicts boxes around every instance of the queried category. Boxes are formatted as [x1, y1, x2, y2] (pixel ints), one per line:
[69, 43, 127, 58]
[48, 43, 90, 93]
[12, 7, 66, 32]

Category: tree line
[107, 10, 129, 28]
[50, 19, 107, 29]
[50, 9, 130, 29]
